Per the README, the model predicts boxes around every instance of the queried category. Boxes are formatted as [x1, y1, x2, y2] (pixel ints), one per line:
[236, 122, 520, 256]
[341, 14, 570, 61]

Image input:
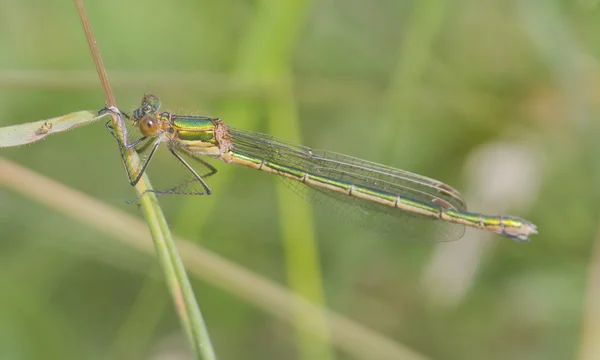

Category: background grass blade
[1, 157, 431, 360]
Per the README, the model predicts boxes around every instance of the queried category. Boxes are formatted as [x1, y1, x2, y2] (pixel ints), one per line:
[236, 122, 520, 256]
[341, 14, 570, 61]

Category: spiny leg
[146, 149, 217, 195]
[128, 150, 218, 202]
[128, 140, 161, 186]
[179, 150, 218, 178]
[166, 148, 213, 195]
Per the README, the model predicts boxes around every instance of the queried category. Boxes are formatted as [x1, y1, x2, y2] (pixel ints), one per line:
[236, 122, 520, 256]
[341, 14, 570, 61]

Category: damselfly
[104, 94, 537, 242]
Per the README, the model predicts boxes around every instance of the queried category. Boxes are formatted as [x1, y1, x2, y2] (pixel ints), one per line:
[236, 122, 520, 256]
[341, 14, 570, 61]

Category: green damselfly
[104, 94, 537, 242]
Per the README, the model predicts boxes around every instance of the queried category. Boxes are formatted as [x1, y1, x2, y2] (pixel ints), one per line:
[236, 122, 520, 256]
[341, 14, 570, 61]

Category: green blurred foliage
[1, 0, 599, 359]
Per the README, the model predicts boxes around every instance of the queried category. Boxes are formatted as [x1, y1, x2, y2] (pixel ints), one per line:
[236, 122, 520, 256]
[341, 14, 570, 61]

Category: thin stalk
[72, 1, 215, 358]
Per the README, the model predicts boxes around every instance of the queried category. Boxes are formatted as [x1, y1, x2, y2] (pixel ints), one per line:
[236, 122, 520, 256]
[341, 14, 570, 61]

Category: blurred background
[1, 0, 599, 359]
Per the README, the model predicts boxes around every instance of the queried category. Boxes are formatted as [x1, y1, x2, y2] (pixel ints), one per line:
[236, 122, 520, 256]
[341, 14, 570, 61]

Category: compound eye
[139, 115, 158, 136]
[133, 94, 161, 120]
[142, 94, 160, 112]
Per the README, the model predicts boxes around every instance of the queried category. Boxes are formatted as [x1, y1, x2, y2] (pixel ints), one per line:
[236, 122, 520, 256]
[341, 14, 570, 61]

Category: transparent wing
[229, 127, 467, 242]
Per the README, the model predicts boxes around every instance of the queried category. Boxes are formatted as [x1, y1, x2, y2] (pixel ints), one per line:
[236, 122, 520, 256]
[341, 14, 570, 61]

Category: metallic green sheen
[172, 117, 217, 143]
[172, 117, 215, 131]
[178, 130, 215, 143]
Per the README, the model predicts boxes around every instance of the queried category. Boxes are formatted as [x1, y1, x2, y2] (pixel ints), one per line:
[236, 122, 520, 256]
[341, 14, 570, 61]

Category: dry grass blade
[0, 111, 107, 148]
